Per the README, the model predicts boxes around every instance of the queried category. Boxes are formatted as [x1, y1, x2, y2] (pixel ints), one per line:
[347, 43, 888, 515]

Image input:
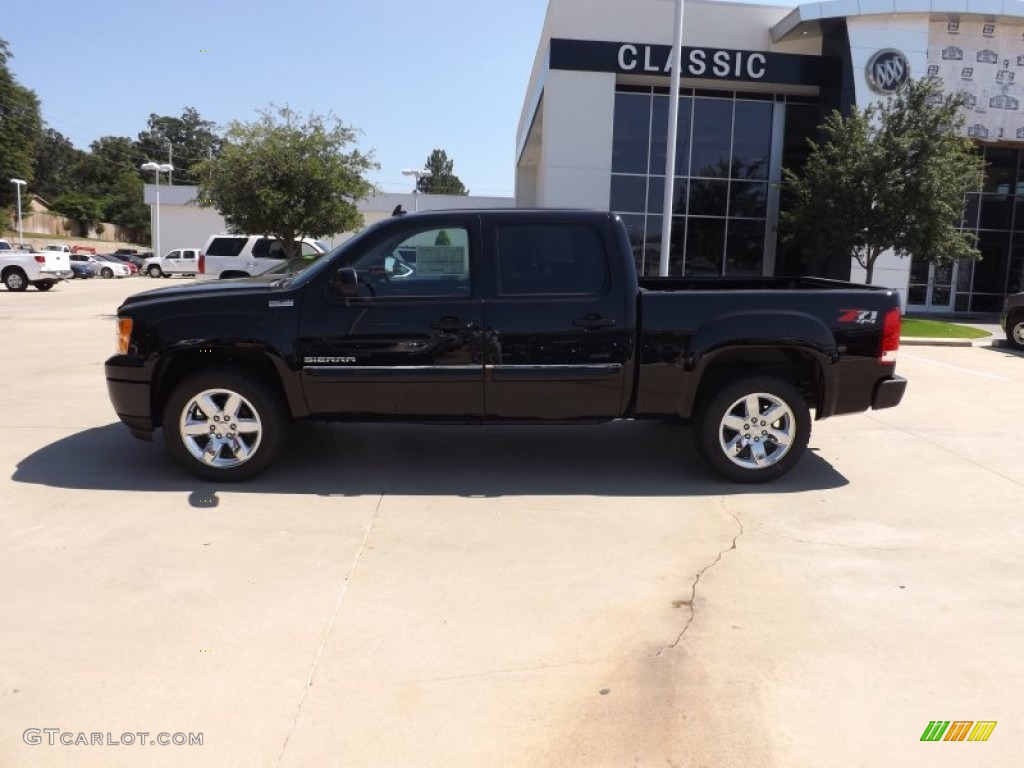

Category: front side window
[496, 224, 608, 295]
[347, 226, 471, 297]
[166, 250, 181, 259]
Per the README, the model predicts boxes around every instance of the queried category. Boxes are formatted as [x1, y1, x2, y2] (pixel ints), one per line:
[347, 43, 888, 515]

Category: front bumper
[872, 375, 907, 410]
[105, 355, 154, 440]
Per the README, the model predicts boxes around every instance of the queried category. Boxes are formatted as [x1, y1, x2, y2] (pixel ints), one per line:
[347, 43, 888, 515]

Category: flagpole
[659, 0, 686, 276]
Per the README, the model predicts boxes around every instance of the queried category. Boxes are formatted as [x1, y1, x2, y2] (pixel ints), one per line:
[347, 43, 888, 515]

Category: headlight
[115, 317, 133, 354]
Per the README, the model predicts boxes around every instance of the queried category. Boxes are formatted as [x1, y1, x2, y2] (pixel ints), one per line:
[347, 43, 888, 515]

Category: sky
[2, 0, 553, 197]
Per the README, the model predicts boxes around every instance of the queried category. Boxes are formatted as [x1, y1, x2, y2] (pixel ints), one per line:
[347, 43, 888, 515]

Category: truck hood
[119, 276, 286, 309]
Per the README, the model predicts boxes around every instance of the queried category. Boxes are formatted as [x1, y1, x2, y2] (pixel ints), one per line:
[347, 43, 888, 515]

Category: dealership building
[516, 0, 1024, 312]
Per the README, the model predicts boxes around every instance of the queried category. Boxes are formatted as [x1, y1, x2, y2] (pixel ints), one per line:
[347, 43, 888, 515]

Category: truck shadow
[12, 421, 848, 498]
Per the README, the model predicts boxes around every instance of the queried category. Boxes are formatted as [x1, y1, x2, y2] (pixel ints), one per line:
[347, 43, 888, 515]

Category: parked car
[1000, 292, 1024, 350]
[70, 262, 97, 279]
[101, 254, 139, 275]
[106, 209, 907, 483]
[42, 244, 72, 254]
[109, 252, 145, 270]
[69, 253, 130, 279]
[143, 248, 201, 278]
[197, 235, 326, 280]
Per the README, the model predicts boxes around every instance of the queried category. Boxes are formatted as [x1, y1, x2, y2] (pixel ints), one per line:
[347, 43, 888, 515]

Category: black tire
[1007, 312, 1024, 351]
[147, 265, 162, 278]
[219, 271, 251, 280]
[162, 368, 288, 482]
[101, 267, 113, 279]
[694, 375, 811, 483]
[34, 280, 55, 291]
[3, 268, 28, 292]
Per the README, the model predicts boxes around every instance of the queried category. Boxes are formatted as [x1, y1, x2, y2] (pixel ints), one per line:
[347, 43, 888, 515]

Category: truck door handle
[572, 314, 616, 329]
[429, 316, 475, 332]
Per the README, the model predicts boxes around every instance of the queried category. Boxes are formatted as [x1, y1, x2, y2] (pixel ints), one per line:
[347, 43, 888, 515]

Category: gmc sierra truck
[105, 209, 906, 483]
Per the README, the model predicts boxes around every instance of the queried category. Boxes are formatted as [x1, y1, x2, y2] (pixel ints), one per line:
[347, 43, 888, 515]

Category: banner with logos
[927, 17, 1024, 141]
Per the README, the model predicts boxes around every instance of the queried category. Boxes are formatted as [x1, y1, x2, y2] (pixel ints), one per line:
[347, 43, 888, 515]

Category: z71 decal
[837, 309, 879, 325]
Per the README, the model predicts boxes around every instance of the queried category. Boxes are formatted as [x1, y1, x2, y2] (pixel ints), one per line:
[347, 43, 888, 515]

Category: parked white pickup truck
[0, 240, 72, 291]
[142, 248, 201, 278]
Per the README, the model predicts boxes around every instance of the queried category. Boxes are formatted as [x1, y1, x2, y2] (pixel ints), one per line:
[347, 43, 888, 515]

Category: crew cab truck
[1, 241, 72, 291]
[105, 210, 907, 483]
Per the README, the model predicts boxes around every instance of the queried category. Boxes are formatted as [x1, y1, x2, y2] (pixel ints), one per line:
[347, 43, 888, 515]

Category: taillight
[34, 255, 45, 264]
[880, 307, 900, 363]
[198, 252, 205, 273]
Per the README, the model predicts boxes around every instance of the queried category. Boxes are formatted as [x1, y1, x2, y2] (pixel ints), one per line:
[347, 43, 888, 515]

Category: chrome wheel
[717, 392, 796, 470]
[178, 388, 263, 468]
[1013, 320, 1024, 347]
[4, 270, 26, 291]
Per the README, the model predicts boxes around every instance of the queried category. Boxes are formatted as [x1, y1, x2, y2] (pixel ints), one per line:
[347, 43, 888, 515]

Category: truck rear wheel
[163, 369, 288, 481]
[3, 268, 28, 292]
[1007, 312, 1024, 351]
[694, 375, 810, 483]
[34, 280, 55, 291]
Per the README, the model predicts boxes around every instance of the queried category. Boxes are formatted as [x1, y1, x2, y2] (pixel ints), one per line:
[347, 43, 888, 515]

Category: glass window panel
[907, 284, 928, 304]
[972, 231, 1010, 293]
[731, 101, 772, 179]
[688, 179, 729, 216]
[970, 294, 1004, 312]
[649, 95, 693, 176]
[644, 215, 663, 276]
[610, 174, 648, 214]
[612, 92, 651, 174]
[685, 218, 725, 276]
[725, 219, 766, 276]
[978, 194, 1013, 230]
[963, 193, 980, 228]
[781, 103, 820, 176]
[729, 181, 768, 219]
[1009, 236, 1024, 293]
[496, 224, 608, 296]
[647, 176, 687, 215]
[352, 227, 471, 297]
[619, 213, 645, 276]
[670, 215, 687, 276]
[955, 258, 974, 292]
[954, 293, 970, 311]
[983, 146, 1017, 194]
[690, 97, 733, 178]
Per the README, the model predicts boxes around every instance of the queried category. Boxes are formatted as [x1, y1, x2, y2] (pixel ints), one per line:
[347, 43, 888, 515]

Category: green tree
[783, 78, 984, 284]
[51, 192, 102, 235]
[416, 149, 468, 195]
[136, 107, 222, 185]
[0, 39, 42, 210]
[194, 104, 377, 258]
[102, 173, 150, 243]
[33, 128, 85, 201]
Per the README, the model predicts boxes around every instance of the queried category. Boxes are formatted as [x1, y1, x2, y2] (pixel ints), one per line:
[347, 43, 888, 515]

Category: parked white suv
[143, 248, 201, 278]
[198, 235, 326, 280]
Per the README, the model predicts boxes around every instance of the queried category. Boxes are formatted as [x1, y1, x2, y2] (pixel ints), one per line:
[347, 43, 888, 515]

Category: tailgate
[44, 253, 70, 272]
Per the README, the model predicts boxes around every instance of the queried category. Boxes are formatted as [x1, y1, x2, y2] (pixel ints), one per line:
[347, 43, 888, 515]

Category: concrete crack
[274, 488, 386, 768]
[657, 498, 743, 655]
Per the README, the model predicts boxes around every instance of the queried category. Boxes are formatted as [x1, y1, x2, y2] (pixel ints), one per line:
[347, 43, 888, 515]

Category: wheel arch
[151, 345, 305, 428]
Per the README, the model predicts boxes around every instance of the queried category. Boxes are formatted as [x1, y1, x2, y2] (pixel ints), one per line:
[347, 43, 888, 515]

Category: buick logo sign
[866, 49, 910, 93]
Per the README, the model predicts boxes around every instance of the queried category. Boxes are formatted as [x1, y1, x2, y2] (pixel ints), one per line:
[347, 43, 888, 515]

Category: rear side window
[206, 237, 247, 257]
[496, 223, 608, 295]
[251, 238, 288, 259]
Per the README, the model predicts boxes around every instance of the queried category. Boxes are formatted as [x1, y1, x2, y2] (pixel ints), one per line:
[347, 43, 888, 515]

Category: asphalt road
[1, 276, 1020, 767]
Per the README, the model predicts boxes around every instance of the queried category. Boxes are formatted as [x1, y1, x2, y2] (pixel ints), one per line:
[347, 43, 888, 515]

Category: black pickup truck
[105, 209, 906, 483]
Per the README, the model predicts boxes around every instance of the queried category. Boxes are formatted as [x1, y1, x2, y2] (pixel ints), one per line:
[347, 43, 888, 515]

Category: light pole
[401, 169, 432, 211]
[141, 162, 174, 259]
[9, 178, 26, 246]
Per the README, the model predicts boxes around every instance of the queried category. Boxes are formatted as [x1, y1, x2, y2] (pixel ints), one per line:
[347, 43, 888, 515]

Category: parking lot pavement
[1, 278, 1021, 767]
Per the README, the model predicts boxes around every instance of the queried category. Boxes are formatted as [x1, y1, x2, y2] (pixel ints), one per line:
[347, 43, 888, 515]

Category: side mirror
[332, 267, 359, 298]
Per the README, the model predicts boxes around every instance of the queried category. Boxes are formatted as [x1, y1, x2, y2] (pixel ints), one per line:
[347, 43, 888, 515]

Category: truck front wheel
[694, 376, 811, 483]
[163, 369, 288, 481]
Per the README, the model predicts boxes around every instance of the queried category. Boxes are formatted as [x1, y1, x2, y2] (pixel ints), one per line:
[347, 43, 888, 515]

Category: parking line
[900, 352, 1011, 382]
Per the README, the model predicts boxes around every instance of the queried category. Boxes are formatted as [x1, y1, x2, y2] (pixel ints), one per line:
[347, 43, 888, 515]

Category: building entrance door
[907, 259, 956, 312]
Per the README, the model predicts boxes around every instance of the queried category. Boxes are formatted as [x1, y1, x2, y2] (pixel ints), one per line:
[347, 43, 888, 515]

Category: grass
[900, 318, 991, 339]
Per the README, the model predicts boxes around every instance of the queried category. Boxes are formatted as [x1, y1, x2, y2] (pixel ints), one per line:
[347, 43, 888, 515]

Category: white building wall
[846, 15, 931, 306]
[537, 70, 616, 208]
